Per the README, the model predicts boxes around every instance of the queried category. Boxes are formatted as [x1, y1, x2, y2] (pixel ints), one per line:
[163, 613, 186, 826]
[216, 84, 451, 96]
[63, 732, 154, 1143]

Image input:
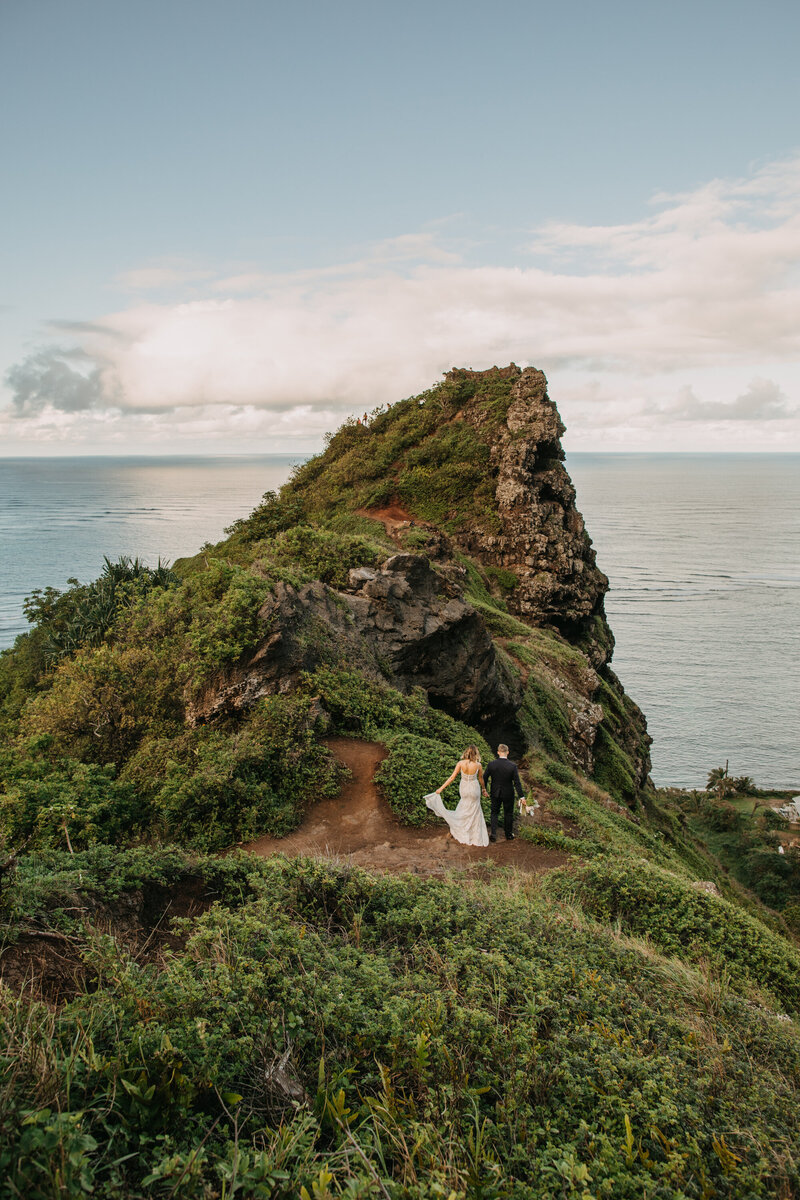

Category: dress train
[425, 772, 489, 846]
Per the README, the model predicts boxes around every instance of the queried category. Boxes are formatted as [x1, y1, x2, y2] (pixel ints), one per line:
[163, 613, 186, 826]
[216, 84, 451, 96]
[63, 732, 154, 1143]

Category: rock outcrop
[452, 365, 611, 658]
[188, 554, 523, 734]
[189, 363, 652, 793]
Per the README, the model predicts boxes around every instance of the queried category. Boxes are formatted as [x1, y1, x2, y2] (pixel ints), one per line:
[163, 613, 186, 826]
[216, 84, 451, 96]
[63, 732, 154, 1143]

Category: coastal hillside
[2, 366, 800, 1197]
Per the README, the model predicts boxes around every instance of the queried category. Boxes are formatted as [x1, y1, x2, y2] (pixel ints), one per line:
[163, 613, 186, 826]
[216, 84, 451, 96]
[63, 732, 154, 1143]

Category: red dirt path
[356, 505, 422, 539]
[239, 739, 568, 877]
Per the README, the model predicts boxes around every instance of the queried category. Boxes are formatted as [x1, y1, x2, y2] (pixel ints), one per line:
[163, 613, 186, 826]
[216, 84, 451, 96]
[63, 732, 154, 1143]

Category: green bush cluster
[264, 525, 385, 587]
[300, 669, 492, 825]
[0, 557, 178, 735]
[520, 675, 571, 763]
[395, 423, 495, 528]
[183, 560, 273, 678]
[123, 697, 345, 849]
[20, 555, 178, 664]
[545, 857, 800, 1011]
[303, 667, 487, 748]
[682, 794, 800, 912]
[524, 764, 727, 881]
[3, 844, 197, 926]
[2, 688, 343, 855]
[0, 738, 146, 852]
[374, 731, 487, 827]
[2, 853, 799, 1197]
[223, 488, 307, 543]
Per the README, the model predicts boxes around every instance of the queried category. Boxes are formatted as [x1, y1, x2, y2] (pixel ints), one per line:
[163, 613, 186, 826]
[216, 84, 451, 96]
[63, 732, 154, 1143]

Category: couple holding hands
[425, 743, 524, 848]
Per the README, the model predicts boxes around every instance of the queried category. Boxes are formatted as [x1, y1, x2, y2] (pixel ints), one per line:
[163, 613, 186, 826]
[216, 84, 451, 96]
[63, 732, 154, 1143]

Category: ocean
[1, 453, 797, 790]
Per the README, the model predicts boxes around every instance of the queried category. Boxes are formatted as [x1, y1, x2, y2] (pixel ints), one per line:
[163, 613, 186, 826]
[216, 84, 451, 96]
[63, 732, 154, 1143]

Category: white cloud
[664, 378, 796, 422]
[3, 155, 800, 451]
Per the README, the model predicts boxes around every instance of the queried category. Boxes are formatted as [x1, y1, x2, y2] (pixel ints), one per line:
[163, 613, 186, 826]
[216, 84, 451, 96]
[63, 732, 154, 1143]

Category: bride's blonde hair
[462, 745, 481, 763]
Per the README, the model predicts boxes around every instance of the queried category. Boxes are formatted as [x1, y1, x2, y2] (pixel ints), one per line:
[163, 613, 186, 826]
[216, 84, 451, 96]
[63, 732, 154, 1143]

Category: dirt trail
[240, 739, 568, 877]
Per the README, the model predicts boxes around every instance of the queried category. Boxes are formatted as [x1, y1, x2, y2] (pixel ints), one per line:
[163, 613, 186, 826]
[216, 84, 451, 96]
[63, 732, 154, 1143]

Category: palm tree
[706, 762, 735, 802]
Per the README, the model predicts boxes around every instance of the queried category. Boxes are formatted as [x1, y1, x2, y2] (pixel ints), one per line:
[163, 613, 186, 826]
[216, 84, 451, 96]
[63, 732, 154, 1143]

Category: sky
[1, 0, 799, 454]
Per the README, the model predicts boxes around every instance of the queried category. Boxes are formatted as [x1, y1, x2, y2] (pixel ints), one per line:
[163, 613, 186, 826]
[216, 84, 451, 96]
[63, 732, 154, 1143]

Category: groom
[483, 744, 525, 842]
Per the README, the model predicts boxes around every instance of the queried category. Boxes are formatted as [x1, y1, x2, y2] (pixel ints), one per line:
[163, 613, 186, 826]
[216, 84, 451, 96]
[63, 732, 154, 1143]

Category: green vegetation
[590, 677, 647, 805]
[485, 565, 519, 593]
[519, 760, 718, 880]
[546, 857, 800, 1009]
[670, 788, 800, 914]
[706, 764, 758, 800]
[0, 556, 177, 733]
[304, 669, 492, 825]
[2, 696, 344, 853]
[21, 555, 178, 664]
[2, 368, 799, 1196]
[263, 526, 386, 588]
[2, 852, 799, 1198]
[282, 369, 522, 532]
[375, 731, 492, 826]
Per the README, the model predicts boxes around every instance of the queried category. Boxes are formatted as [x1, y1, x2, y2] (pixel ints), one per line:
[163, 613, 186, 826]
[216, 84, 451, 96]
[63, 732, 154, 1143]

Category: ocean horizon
[2, 452, 798, 791]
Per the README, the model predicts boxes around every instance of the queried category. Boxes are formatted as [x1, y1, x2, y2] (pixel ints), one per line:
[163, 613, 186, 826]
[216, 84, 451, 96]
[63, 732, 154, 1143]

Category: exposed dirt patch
[138, 875, 213, 956]
[0, 875, 214, 1006]
[239, 738, 569, 878]
[0, 933, 85, 1006]
[357, 504, 429, 541]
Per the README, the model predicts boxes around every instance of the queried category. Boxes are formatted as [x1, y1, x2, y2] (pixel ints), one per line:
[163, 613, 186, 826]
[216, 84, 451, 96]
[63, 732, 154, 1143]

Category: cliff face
[188, 554, 521, 733]
[452, 366, 610, 650]
[188, 364, 652, 795]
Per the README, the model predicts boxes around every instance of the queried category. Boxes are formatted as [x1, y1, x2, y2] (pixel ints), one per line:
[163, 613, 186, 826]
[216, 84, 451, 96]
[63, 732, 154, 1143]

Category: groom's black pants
[490, 792, 515, 839]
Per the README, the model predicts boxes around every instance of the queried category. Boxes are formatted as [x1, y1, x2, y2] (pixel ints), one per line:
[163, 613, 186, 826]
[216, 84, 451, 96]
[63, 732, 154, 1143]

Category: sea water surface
[1, 453, 797, 789]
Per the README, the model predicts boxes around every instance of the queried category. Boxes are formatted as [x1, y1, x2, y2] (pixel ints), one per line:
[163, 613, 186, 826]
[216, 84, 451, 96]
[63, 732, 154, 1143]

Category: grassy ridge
[2, 851, 799, 1198]
[283, 369, 518, 532]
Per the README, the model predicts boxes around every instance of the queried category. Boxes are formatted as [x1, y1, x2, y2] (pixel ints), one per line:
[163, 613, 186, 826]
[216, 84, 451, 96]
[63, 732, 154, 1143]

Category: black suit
[483, 757, 524, 839]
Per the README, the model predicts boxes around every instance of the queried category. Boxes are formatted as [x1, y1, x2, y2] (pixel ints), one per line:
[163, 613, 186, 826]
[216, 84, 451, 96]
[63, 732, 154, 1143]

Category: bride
[425, 745, 490, 847]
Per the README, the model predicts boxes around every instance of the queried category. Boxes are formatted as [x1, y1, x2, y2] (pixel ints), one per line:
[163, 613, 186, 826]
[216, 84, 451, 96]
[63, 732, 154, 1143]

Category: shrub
[21, 555, 178, 663]
[20, 642, 177, 765]
[3, 844, 196, 924]
[545, 857, 800, 1011]
[3, 855, 800, 1198]
[264, 525, 384, 587]
[303, 668, 490, 753]
[783, 902, 800, 933]
[184, 561, 272, 677]
[123, 697, 345, 849]
[374, 731, 477, 826]
[223, 489, 306, 542]
[0, 739, 146, 851]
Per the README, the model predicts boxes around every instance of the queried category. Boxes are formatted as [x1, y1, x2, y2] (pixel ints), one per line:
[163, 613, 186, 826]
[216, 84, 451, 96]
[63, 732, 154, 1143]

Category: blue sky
[2, 0, 799, 452]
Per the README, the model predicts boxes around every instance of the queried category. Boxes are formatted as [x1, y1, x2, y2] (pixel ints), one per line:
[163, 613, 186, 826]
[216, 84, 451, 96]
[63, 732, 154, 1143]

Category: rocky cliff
[188, 364, 652, 796]
[188, 553, 521, 733]
[451, 366, 610, 647]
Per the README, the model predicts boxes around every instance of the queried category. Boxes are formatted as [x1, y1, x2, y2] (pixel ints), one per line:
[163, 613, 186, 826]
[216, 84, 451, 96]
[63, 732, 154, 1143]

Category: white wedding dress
[425, 768, 490, 847]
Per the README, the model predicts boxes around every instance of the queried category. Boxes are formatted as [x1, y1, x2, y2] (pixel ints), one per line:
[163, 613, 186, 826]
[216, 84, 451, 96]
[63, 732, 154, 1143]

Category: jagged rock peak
[447, 365, 610, 649]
